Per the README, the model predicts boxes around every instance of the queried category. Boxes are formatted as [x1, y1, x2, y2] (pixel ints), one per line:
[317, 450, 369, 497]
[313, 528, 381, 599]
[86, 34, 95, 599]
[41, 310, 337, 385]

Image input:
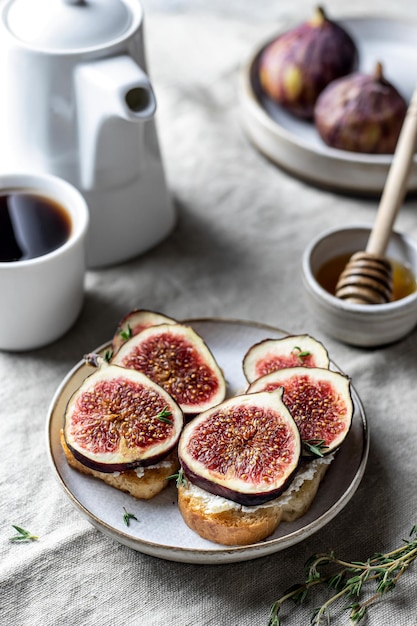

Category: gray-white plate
[46, 318, 369, 564]
[239, 16, 417, 194]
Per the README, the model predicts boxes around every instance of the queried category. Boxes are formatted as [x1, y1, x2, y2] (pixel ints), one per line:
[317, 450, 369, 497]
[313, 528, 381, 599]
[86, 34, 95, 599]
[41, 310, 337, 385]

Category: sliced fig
[112, 309, 177, 354]
[63, 357, 184, 473]
[111, 323, 226, 415]
[243, 334, 330, 383]
[178, 389, 302, 506]
[247, 366, 353, 456]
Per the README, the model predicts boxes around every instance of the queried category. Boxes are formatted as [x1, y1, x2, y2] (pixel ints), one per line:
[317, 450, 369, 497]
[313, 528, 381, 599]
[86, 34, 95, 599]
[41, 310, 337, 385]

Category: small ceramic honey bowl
[301, 225, 417, 347]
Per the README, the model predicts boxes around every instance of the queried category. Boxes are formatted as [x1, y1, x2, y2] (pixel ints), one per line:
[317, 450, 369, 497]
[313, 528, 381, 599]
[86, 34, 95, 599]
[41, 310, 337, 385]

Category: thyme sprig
[168, 467, 186, 487]
[303, 439, 329, 458]
[154, 406, 173, 425]
[292, 346, 311, 365]
[9, 525, 38, 542]
[119, 324, 132, 342]
[123, 507, 138, 527]
[268, 525, 417, 625]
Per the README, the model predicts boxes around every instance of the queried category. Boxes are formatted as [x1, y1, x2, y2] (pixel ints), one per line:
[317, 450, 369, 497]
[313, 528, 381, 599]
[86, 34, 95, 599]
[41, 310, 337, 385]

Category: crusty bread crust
[177, 460, 330, 546]
[281, 460, 329, 523]
[178, 484, 283, 545]
[60, 430, 179, 500]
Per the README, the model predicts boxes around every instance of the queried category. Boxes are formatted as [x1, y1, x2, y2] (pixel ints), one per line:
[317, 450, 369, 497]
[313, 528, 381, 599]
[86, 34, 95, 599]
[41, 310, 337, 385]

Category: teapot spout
[75, 55, 157, 190]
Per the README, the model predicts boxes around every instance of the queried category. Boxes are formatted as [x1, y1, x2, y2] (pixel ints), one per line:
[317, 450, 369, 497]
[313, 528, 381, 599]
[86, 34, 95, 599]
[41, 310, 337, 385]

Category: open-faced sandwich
[61, 310, 354, 546]
[61, 355, 184, 499]
[61, 311, 227, 499]
[176, 335, 353, 546]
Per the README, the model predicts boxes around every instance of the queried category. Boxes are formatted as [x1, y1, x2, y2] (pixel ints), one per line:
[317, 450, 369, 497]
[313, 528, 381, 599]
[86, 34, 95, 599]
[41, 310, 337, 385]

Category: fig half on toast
[243, 334, 330, 383]
[178, 389, 302, 506]
[63, 357, 184, 473]
[247, 366, 353, 457]
[112, 323, 226, 415]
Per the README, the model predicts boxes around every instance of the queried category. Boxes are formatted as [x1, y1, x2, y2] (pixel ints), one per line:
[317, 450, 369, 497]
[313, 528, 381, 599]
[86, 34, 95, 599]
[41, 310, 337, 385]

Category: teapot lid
[4, 0, 137, 51]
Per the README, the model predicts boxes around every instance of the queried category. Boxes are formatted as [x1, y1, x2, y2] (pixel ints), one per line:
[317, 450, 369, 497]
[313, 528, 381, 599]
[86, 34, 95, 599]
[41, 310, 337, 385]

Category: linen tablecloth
[2, 1, 417, 624]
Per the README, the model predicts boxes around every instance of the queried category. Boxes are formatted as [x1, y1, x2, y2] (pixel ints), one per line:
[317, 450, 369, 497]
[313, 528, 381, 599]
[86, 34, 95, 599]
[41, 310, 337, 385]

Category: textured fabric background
[2, 1, 417, 624]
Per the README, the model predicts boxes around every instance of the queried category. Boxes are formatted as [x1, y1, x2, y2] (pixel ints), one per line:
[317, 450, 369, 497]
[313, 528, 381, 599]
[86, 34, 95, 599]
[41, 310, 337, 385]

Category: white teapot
[0, 0, 175, 267]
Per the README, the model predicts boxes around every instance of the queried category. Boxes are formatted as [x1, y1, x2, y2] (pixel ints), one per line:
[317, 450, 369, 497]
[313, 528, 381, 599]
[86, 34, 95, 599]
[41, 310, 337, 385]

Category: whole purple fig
[259, 6, 358, 119]
[314, 62, 407, 153]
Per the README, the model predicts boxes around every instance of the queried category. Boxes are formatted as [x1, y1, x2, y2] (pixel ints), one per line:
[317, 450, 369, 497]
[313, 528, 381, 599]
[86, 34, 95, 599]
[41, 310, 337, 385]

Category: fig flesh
[111, 323, 227, 415]
[243, 334, 330, 383]
[247, 366, 352, 457]
[178, 389, 301, 506]
[63, 358, 184, 473]
[314, 62, 407, 153]
[259, 6, 357, 119]
[112, 309, 177, 354]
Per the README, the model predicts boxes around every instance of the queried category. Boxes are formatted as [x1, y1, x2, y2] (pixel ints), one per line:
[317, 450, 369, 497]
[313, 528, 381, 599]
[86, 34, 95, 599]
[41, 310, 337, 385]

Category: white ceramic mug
[0, 173, 89, 351]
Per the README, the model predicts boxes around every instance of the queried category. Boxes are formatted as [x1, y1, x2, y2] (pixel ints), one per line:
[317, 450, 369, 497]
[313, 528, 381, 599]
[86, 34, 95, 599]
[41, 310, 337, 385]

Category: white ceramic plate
[239, 16, 417, 194]
[46, 318, 369, 564]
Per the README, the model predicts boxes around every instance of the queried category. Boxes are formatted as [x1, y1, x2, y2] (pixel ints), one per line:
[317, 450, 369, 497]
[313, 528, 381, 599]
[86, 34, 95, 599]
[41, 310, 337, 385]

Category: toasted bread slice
[177, 457, 331, 546]
[280, 460, 329, 522]
[60, 430, 179, 500]
[178, 484, 283, 545]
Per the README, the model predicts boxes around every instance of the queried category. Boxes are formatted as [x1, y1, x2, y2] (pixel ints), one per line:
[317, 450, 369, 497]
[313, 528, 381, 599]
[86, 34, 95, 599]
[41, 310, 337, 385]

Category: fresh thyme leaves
[154, 406, 173, 425]
[9, 525, 38, 542]
[119, 324, 132, 341]
[168, 467, 186, 488]
[303, 439, 329, 458]
[104, 349, 113, 363]
[268, 525, 417, 625]
[123, 507, 138, 527]
[292, 346, 311, 364]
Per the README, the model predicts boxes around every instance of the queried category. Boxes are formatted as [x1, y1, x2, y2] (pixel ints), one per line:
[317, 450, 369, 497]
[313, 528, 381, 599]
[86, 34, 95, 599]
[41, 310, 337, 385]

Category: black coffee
[0, 190, 72, 262]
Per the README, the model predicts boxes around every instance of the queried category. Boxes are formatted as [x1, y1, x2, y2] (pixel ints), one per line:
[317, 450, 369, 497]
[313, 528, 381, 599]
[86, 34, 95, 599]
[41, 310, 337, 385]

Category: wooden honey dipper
[335, 87, 417, 304]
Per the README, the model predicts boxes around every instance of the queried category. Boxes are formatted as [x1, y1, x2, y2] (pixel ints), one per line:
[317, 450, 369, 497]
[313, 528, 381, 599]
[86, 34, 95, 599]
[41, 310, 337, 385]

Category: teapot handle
[75, 55, 156, 190]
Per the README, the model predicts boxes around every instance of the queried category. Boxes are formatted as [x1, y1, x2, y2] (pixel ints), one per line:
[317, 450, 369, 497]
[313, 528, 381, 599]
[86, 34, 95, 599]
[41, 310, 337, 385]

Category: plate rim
[46, 317, 369, 564]
[239, 14, 417, 194]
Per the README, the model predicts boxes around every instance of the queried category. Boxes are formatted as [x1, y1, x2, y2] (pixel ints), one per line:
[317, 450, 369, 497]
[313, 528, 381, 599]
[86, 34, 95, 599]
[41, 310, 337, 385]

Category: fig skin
[178, 389, 302, 506]
[63, 358, 184, 474]
[314, 62, 407, 153]
[247, 366, 353, 458]
[112, 309, 177, 354]
[243, 334, 330, 384]
[259, 6, 358, 119]
[112, 323, 227, 415]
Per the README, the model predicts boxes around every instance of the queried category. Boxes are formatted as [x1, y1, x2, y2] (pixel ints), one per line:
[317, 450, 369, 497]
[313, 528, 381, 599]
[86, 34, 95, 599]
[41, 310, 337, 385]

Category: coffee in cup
[0, 173, 89, 351]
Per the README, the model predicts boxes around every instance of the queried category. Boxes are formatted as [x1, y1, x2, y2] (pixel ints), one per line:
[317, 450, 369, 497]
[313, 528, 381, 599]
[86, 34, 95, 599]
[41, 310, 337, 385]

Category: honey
[315, 252, 417, 302]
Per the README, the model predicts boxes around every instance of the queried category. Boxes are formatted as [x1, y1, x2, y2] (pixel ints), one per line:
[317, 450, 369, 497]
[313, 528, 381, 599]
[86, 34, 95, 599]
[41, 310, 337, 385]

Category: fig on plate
[259, 6, 357, 119]
[111, 323, 226, 415]
[247, 366, 353, 457]
[63, 357, 184, 473]
[314, 62, 407, 153]
[243, 334, 330, 383]
[112, 309, 177, 354]
[178, 389, 302, 506]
